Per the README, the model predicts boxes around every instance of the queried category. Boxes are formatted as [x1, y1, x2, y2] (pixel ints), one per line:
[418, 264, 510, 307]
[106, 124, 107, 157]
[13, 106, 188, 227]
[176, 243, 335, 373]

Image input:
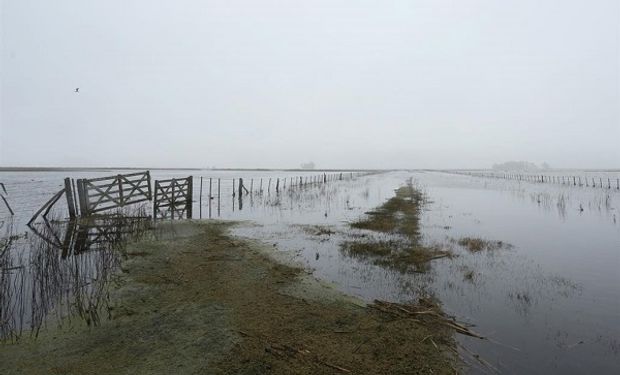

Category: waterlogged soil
[0, 221, 458, 375]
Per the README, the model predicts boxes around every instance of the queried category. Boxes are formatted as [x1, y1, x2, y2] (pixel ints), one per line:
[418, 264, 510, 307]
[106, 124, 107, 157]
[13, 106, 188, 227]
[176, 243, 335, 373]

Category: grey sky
[1, 0, 619, 169]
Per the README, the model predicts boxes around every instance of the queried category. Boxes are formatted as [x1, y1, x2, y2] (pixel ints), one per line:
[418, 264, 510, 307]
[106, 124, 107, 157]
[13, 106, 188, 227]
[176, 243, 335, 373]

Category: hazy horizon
[2, 0, 619, 170]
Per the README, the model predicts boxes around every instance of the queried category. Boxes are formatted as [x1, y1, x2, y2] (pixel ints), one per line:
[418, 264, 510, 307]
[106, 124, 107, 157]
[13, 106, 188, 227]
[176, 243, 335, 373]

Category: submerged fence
[196, 172, 361, 219]
[16, 171, 366, 225]
[448, 171, 620, 190]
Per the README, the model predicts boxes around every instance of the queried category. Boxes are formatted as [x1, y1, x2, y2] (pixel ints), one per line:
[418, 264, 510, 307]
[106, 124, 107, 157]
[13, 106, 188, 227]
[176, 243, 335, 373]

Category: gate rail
[76, 171, 152, 216]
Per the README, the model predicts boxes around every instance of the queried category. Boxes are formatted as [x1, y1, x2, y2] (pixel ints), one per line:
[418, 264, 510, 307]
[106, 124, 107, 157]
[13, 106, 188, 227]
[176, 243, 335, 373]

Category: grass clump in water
[342, 240, 451, 273]
[351, 182, 425, 238]
[344, 181, 451, 272]
[456, 237, 512, 253]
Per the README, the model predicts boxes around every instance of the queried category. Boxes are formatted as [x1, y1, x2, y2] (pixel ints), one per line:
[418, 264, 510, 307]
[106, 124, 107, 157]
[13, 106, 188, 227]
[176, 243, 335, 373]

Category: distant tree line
[300, 162, 315, 170]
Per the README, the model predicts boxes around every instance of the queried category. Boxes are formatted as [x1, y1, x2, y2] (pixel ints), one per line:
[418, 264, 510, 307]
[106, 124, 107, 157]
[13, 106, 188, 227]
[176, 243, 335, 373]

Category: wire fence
[446, 171, 620, 190]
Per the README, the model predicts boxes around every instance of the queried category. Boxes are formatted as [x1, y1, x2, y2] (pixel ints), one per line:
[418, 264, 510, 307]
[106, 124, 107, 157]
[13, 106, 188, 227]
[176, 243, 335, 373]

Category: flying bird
[74, 88, 79, 93]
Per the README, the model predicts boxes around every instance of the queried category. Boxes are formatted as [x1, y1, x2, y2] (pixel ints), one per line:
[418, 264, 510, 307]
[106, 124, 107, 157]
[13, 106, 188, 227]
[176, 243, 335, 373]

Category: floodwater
[0, 169, 360, 340]
[1, 169, 619, 374]
[232, 171, 620, 374]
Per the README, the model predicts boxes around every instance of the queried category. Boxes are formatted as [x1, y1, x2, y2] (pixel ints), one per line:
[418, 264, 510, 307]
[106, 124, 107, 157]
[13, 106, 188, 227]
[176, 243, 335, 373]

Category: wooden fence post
[71, 179, 78, 214]
[170, 179, 176, 220]
[199, 176, 203, 219]
[153, 180, 159, 218]
[187, 176, 193, 219]
[64, 178, 76, 218]
[209, 178, 212, 219]
[117, 175, 124, 206]
[146, 171, 153, 200]
[76, 179, 88, 217]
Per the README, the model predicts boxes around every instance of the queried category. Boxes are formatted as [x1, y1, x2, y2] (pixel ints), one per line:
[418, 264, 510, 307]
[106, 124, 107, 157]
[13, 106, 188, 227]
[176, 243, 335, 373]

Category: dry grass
[344, 182, 452, 272]
[0, 222, 458, 375]
[342, 240, 452, 273]
[351, 183, 425, 238]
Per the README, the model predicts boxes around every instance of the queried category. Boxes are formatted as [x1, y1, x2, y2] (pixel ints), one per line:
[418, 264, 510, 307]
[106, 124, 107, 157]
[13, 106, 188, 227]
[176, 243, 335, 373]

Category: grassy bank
[0, 221, 458, 374]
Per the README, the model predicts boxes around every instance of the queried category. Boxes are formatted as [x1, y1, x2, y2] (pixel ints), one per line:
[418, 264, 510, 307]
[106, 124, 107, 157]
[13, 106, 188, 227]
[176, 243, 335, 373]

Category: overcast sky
[1, 0, 618, 169]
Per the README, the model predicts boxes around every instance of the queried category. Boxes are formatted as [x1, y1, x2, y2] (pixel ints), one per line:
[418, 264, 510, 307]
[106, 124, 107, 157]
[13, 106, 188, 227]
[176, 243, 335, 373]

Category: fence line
[447, 171, 620, 190]
[14, 171, 367, 224]
[194, 172, 365, 219]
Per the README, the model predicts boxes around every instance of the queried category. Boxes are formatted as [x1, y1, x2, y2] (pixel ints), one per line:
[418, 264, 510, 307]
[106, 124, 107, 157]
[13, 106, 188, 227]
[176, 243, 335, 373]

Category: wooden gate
[153, 176, 193, 219]
[76, 171, 152, 216]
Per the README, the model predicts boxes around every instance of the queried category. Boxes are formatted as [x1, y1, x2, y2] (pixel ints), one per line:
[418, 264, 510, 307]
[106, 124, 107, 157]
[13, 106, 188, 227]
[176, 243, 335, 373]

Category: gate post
[153, 180, 159, 219]
[117, 175, 124, 207]
[171, 179, 176, 220]
[187, 176, 193, 219]
[76, 179, 89, 217]
[146, 171, 152, 200]
[64, 178, 76, 219]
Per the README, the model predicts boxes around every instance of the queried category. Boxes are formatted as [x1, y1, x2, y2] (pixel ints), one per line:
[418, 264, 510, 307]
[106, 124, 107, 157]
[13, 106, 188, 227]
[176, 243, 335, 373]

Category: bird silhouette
[74, 88, 79, 93]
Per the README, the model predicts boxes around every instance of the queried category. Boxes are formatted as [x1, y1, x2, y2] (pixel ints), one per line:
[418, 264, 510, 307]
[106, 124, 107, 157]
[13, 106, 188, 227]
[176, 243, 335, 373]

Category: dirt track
[0, 221, 457, 374]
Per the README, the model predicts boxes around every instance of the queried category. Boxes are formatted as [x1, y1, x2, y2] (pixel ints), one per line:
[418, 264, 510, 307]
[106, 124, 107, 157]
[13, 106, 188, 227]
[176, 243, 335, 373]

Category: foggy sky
[1, 0, 619, 169]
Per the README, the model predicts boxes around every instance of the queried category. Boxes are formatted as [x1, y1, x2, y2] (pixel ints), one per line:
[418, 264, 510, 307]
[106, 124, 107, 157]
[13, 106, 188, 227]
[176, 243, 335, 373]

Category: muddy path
[0, 221, 457, 375]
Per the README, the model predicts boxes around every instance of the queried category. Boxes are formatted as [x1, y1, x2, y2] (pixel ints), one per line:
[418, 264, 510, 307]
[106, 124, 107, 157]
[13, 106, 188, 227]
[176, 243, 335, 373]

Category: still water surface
[233, 171, 620, 374]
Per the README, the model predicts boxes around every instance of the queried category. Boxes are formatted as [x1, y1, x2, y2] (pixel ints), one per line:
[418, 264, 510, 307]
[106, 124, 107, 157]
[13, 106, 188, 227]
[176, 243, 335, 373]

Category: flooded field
[1, 169, 619, 374]
[0, 169, 363, 341]
[232, 170, 620, 374]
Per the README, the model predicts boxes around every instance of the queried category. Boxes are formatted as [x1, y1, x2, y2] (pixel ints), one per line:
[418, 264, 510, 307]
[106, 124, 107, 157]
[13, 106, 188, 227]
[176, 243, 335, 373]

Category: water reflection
[0, 212, 153, 341]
